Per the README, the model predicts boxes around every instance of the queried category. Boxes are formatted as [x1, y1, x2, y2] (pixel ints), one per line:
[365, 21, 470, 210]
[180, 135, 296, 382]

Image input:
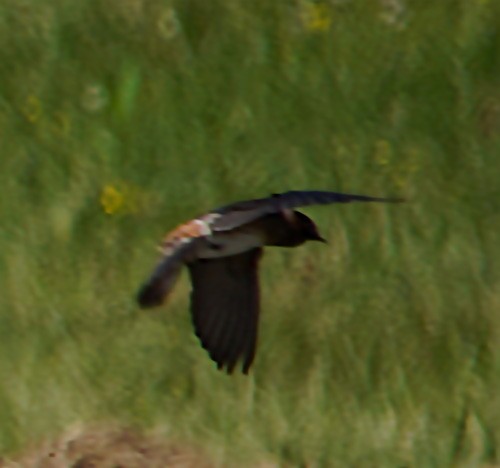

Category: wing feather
[212, 190, 404, 231]
[137, 239, 198, 308]
[188, 248, 262, 374]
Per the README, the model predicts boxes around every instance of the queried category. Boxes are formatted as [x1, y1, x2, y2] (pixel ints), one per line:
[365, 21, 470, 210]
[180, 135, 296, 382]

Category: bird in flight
[137, 190, 403, 374]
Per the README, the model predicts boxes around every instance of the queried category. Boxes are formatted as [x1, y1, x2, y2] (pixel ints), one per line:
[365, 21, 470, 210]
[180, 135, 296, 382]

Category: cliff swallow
[137, 190, 403, 374]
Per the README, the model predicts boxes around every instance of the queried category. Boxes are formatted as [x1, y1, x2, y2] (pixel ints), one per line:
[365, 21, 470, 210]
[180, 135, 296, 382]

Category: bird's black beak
[313, 234, 327, 243]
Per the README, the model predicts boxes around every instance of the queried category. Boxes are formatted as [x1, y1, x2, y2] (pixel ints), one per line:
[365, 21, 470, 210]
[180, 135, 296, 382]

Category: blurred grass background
[0, 0, 499, 466]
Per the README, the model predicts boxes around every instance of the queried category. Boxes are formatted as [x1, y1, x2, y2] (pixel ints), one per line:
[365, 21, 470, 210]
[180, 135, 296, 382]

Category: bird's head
[295, 211, 327, 243]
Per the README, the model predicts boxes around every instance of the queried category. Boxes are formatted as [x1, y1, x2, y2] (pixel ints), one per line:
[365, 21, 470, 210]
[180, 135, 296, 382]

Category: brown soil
[0, 425, 214, 468]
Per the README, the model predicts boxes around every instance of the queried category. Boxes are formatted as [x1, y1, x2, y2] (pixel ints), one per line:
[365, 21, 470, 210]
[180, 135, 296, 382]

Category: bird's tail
[137, 256, 183, 308]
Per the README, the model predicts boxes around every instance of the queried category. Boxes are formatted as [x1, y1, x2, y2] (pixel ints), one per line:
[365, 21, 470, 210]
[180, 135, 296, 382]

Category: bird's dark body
[137, 190, 403, 374]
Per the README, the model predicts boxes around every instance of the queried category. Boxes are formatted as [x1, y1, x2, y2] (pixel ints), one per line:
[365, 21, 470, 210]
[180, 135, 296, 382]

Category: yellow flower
[391, 173, 407, 190]
[23, 95, 42, 123]
[100, 182, 148, 215]
[100, 184, 125, 215]
[302, 2, 332, 32]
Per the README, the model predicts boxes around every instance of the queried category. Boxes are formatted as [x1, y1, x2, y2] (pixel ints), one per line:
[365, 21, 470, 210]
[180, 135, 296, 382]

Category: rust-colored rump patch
[160, 219, 208, 250]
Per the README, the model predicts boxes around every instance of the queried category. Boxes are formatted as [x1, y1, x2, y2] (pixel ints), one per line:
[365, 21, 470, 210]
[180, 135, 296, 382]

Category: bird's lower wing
[188, 248, 262, 374]
[137, 240, 198, 308]
[212, 190, 404, 231]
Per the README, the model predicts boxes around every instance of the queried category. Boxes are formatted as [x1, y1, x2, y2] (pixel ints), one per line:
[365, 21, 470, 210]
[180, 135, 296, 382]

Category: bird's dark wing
[188, 248, 262, 374]
[212, 190, 404, 231]
[137, 239, 199, 308]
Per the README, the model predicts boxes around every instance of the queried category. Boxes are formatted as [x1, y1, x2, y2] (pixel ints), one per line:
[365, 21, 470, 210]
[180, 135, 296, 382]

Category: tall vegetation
[0, 1, 498, 465]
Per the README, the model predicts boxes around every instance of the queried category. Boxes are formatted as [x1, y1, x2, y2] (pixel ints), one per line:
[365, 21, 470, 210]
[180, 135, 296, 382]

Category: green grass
[0, 0, 499, 465]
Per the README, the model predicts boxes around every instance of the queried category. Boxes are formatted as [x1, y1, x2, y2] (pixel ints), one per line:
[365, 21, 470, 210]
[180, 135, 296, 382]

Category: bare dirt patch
[0, 425, 214, 468]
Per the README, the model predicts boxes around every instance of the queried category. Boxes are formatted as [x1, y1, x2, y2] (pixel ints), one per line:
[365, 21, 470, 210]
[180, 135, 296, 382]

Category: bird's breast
[196, 231, 264, 259]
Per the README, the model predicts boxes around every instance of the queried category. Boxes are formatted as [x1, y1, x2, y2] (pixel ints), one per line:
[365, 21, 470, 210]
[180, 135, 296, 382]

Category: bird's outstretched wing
[212, 190, 404, 231]
[137, 239, 199, 308]
[188, 248, 262, 374]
